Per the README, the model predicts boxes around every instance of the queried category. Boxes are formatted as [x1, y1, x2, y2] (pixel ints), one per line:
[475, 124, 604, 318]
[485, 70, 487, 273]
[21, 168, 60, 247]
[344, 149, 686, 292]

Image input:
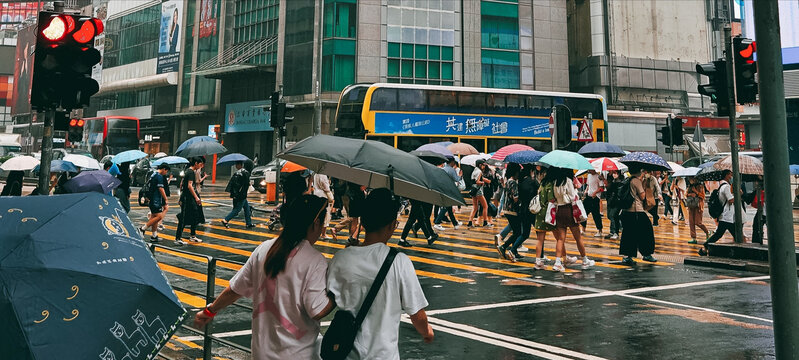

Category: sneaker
[427, 235, 439, 246]
[433, 224, 446, 231]
[621, 256, 636, 266]
[467, 221, 474, 228]
[604, 233, 613, 239]
[512, 251, 524, 259]
[138, 227, 146, 236]
[517, 245, 529, 252]
[642, 255, 658, 263]
[672, 220, 678, 225]
[246, 224, 256, 229]
[534, 258, 547, 270]
[221, 220, 230, 229]
[157, 224, 165, 231]
[688, 239, 698, 244]
[347, 237, 360, 247]
[174, 239, 187, 246]
[496, 245, 508, 260]
[610, 234, 619, 240]
[398, 239, 413, 248]
[564, 256, 579, 265]
[493, 234, 502, 248]
[188, 236, 202, 243]
[149, 236, 159, 243]
[505, 249, 516, 263]
[542, 255, 551, 263]
[453, 224, 460, 230]
[457, 222, 464, 227]
[593, 232, 603, 238]
[582, 257, 595, 269]
[698, 248, 708, 256]
[552, 263, 566, 272]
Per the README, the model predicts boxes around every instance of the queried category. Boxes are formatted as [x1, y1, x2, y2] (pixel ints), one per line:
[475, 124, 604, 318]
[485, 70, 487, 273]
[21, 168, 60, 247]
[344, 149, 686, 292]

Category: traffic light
[657, 126, 672, 147]
[31, 12, 103, 110]
[282, 103, 295, 125]
[670, 117, 684, 146]
[269, 92, 281, 128]
[68, 118, 84, 143]
[696, 60, 730, 117]
[733, 36, 757, 104]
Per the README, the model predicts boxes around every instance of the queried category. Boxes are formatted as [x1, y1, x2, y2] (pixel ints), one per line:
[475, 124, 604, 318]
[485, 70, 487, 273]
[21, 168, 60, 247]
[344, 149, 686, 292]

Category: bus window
[106, 118, 139, 155]
[458, 92, 486, 114]
[488, 138, 550, 153]
[596, 128, 605, 142]
[486, 94, 506, 115]
[336, 86, 368, 134]
[396, 89, 426, 111]
[427, 90, 457, 113]
[529, 95, 553, 116]
[506, 94, 525, 115]
[397, 136, 443, 153]
[563, 97, 603, 119]
[366, 135, 395, 147]
[370, 88, 398, 111]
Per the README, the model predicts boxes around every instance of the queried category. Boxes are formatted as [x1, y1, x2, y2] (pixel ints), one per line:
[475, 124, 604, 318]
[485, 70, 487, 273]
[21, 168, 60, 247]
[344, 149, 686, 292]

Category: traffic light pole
[753, 1, 799, 357]
[667, 114, 673, 161]
[723, 25, 745, 243]
[37, 109, 55, 195]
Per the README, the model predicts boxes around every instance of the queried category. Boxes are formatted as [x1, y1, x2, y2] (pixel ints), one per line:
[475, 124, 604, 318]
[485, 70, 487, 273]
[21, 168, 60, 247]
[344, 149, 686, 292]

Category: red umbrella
[490, 144, 533, 161]
[589, 157, 627, 172]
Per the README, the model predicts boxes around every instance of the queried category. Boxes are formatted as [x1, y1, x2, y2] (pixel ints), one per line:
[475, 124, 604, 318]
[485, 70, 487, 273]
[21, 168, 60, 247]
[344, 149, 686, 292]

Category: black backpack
[613, 177, 635, 209]
[141, 173, 158, 203]
[708, 183, 728, 219]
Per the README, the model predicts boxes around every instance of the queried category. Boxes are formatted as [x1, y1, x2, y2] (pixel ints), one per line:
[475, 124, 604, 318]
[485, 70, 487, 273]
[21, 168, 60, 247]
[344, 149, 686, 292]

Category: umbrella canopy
[619, 152, 671, 172]
[432, 141, 454, 147]
[0, 193, 185, 359]
[175, 135, 216, 153]
[278, 135, 464, 206]
[791, 165, 799, 176]
[175, 136, 227, 158]
[64, 170, 121, 194]
[539, 150, 593, 171]
[504, 150, 547, 164]
[415, 144, 454, 159]
[589, 157, 627, 172]
[281, 161, 307, 173]
[63, 154, 101, 170]
[672, 167, 702, 177]
[410, 150, 448, 165]
[666, 162, 685, 172]
[490, 144, 534, 161]
[33, 160, 79, 174]
[698, 161, 716, 169]
[0, 155, 38, 171]
[112, 150, 148, 164]
[460, 153, 491, 167]
[152, 156, 189, 166]
[695, 166, 727, 182]
[713, 154, 763, 175]
[446, 143, 479, 156]
[153, 152, 168, 158]
[577, 142, 626, 157]
[216, 153, 250, 165]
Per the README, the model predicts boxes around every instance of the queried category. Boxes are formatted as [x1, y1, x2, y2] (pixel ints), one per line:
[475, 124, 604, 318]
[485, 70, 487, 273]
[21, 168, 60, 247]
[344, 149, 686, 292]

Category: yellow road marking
[155, 247, 243, 271]
[158, 262, 230, 288]
[174, 290, 206, 308]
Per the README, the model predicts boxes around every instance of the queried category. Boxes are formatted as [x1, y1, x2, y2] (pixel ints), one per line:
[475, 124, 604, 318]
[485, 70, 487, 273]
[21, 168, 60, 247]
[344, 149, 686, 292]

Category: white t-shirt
[327, 243, 429, 360]
[229, 239, 329, 360]
[586, 173, 603, 198]
[718, 181, 735, 223]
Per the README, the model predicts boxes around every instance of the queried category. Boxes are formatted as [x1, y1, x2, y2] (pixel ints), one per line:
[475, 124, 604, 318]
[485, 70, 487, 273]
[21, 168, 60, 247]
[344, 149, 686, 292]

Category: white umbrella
[667, 161, 685, 172]
[460, 153, 491, 167]
[672, 167, 701, 177]
[0, 155, 39, 171]
[154, 152, 168, 158]
[63, 154, 101, 170]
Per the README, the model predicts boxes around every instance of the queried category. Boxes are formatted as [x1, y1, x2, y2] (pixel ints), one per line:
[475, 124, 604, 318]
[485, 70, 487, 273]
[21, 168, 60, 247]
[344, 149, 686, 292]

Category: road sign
[576, 120, 593, 142]
[692, 125, 705, 142]
[673, 145, 689, 151]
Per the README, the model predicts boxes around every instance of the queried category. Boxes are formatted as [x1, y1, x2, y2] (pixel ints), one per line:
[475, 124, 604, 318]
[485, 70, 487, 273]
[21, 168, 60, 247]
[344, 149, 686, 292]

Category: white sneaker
[517, 245, 529, 252]
[534, 258, 547, 270]
[433, 224, 446, 231]
[188, 236, 203, 243]
[457, 222, 464, 227]
[593, 232, 603, 238]
[157, 224, 165, 231]
[564, 256, 579, 265]
[542, 255, 551, 263]
[493, 234, 502, 248]
[582, 257, 596, 269]
[552, 262, 566, 272]
[610, 234, 619, 240]
[453, 224, 460, 230]
[174, 239, 187, 246]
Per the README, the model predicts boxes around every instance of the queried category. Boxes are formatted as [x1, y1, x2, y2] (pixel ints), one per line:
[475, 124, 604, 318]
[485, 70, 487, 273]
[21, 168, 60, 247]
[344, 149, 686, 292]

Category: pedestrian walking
[751, 177, 766, 244]
[671, 176, 687, 223]
[433, 158, 463, 230]
[399, 199, 437, 247]
[221, 161, 254, 229]
[643, 171, 662, 226]
[175, 157, 206, 243]
[0, 170, 23, 196]
[533, 167, 556, 269]
[326, 188, 434, 359]
[660, 172, 673, 219]
[115, 161, 132, 213]
[685, 176, 710, 244]
[497, 163, 523, 261]
[139, 164, 171, 243]
[619, 167, 658, 264]
[467, 159, 491, 227]
[550, 168, 595, 271]
[582, 169, 605, 237]
[604, 170, 623, 240]
[194, 195, 335, 360]
[699, 170, 738, 255]
[331, 181, 365, 246]
[312, 172, 335, 239]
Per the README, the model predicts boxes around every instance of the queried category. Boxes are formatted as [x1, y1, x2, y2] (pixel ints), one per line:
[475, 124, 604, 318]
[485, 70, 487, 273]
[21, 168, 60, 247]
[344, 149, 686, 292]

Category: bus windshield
[106, 118, 139, 155]
[334, 85, 369, 137]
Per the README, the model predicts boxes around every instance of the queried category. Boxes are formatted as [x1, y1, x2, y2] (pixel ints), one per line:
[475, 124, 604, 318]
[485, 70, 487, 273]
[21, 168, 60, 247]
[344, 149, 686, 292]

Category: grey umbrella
[174, 141, 227, 158]
[278, 135, 465, 206]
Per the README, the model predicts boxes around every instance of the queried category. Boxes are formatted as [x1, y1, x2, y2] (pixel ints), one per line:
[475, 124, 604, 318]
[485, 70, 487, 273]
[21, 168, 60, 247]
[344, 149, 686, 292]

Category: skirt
[555, 204, 576, 229]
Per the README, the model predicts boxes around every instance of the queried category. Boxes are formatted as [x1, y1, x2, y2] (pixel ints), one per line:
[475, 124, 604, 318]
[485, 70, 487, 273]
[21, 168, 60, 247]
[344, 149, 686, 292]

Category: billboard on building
[225, 101, 273, 133]
[91, 0, 108, 82]
[739, 0, 799, 65]
[198, 0, 217, 39]
[157, 0, 182, 74]
[0, 2, 41, 30]
[11, 22, 35, 117]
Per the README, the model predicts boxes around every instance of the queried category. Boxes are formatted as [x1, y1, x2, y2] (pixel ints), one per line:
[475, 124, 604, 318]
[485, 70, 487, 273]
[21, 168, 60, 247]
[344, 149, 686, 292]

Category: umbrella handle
[388, 164, 395, 194]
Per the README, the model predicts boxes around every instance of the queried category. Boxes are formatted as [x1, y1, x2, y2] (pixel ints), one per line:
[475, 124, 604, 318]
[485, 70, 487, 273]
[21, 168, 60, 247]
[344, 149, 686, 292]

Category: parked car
[251, 158, 286, 193]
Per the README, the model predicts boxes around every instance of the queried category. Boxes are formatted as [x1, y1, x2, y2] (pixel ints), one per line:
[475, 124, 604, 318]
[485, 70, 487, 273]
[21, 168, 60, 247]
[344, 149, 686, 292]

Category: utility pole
[313, 0, 323, 136]
[723, 25, 745, 243]
[753, 1, 799, 357]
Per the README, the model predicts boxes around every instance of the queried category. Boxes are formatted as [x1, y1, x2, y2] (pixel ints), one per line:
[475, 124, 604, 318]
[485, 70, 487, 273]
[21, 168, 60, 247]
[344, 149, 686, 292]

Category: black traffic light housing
[552, 104, 572, 150]
[696, 60, 730, 117]
[733, 36, 757, 104]
[657, 126, 672, 147]
[670, 117, 684, 146]
[269, 91, 295, 129]
[31, 12, 103, 110]
[67, 118, 84, 143]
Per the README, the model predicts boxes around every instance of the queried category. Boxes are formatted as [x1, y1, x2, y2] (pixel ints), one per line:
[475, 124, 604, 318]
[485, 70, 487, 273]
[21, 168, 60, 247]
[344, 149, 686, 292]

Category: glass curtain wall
[481, 0, 519, 89]
[322, 0, 357, 92]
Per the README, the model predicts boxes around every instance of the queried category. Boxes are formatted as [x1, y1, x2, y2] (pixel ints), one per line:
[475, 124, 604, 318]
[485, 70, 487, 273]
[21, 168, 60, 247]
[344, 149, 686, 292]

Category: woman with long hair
[497, 163, 522, 261]
[194, 195, 335, 359]
[467, 160, 492, 227]
[550, 168, 595, 272]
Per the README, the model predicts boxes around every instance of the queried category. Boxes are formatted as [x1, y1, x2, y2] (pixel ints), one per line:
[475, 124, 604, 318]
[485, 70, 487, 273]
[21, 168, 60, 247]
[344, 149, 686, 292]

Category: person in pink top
[194, 195, 335, 360]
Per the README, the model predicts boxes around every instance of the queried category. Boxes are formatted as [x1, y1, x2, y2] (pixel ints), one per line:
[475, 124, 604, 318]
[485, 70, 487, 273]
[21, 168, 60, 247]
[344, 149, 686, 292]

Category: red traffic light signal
[69, 119, 77, 126]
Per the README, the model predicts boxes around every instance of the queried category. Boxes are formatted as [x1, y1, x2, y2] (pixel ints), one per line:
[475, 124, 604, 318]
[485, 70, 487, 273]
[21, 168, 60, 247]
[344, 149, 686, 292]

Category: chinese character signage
[374, 113, 578, 139]
[157, 0, 183, 74]
[198, 0, 218, 39]
[225, 101, 273, 133]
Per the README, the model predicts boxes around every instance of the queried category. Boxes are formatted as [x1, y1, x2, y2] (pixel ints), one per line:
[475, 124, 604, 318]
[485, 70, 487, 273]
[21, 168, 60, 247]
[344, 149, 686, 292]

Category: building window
[481, 49, 520, 89]
[481, 1, 519, 89]
[324, 0, 357, 38]
[234, 0, 279, 65]
[481, 16, 519, 50]
[322, 55, 355, 91]
[95, 89, 156, 111]
[0, 75, 11, 125]
[104, 5, 160, 68]
[387, 42, 454, 85]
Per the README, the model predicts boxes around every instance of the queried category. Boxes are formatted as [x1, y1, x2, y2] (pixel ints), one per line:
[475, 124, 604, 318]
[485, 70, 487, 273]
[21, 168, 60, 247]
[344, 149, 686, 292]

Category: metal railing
[148, 244, 253, 360]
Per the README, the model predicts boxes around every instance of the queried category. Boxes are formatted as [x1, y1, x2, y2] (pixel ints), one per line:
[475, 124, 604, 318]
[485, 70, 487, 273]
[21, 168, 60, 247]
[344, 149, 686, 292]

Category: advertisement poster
[373, 112, 579, 140]
[225, 101, 273, 133]
[0, 2, 41, 30]
[91, 0, 108, 82]
[11, 23, 35, 117]
[198, 0, 218, 39]
[157, 0, 183, 74]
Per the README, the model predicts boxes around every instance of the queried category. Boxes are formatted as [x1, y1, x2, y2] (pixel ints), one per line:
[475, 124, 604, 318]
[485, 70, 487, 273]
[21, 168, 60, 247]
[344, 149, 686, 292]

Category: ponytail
[264, 194, 327, 278]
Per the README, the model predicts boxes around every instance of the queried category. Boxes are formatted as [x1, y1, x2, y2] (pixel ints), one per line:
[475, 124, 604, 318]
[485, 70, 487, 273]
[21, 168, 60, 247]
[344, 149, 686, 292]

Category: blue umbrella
[577, 142, 626, 157]
[112, 150, 148, 164]
[216, 153, 250, 165]
[33, 160, 78, 174]
[538, 150, 592, 170]
[175, 135, 216, 153]
[0, 192, 185, 359]
[698, 161, 716, 169]
[791, 165, 799, 175]
[415, 143, 454, 159]
[620, 151, 671, 171]
[504, 150, 547, 164]
[63, 170, 121, 194]
[152, 156, 189, 166]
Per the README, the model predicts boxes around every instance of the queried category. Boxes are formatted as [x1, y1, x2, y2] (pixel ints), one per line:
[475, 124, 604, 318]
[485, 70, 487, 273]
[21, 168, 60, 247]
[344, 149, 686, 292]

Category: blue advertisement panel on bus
[373, 112, 579, 139]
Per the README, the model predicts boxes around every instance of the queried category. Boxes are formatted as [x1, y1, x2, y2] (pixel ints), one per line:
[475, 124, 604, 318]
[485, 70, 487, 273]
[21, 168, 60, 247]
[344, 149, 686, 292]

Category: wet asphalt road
[127, 187, 778, 360]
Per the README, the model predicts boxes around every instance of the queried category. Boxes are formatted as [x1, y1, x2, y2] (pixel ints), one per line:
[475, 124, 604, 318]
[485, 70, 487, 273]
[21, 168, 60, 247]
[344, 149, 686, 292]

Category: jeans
[648, 199, 660, 225]
[662, 194, 673, 216]
[607, 207, 621, 235]
[583, 196, 603, 232]
[509, 213, 532, 252]
[224, 198, 252, 226]
[434, 206, 458, 225]
[501, 214, 522, 250]
[705, 221, 738, 247]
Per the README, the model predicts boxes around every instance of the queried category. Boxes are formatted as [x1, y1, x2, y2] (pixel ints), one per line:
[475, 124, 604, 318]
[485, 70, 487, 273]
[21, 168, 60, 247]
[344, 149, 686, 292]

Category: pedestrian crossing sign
[576, 120, 593, 142]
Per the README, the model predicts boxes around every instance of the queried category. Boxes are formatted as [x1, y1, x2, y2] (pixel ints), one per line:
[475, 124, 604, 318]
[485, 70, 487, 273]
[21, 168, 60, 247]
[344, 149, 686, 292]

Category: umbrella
[667, 161, 685, 172]
[175, 136, 226, 158]
[112, 150, 148, 164]
[490, 144, 534, 161]
[0, 155, 38, 171]
[695, 166, 727, 182]
[63, 154, 101, 170]
[152, 156, 189, 166]
[672, 167, 702, 177]
[278, 135, 464, 206]
[791, 165, 799, 176]
[153, 152, 168, 158]
[216, 153, 250, 165]
[713, 154, 763, 175]
[33, 160, 79, 174]
[410, 150, 447, 165]
[432, 141, 454, 147]
[619, 152, 671, 172]
[539, 150, 593, 171]
[63, 170, 121, 194]
[415, 144, 454, 159]
[446, 143, 479, 156]
[460, 153, 491, 167]
[577, 142, 626, 157]
[698, 161, 716, 169]
[589, 157, 627, 172]
[281, 161, 307, 173]
[504, 150, 547, 164]
[175, 135, 217, 153]
[0, 193, 185, 359]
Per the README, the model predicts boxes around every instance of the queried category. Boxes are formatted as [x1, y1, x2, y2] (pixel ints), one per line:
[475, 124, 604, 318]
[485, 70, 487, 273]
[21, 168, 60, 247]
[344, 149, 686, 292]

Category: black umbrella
[410, 150, 447, 165]
[577, 142, 626, 157]
[174, 139, 227, 158]
[695, 165, 761, 182]
[278, 135, 464, 206]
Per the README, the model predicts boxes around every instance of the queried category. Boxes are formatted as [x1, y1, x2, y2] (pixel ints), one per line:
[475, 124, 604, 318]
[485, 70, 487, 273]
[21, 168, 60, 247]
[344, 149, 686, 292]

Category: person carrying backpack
[221, 161, 254, 229]
[618, 166, 657, 265]
[139, 164, 171, 243]
[699, 170, 737, 256]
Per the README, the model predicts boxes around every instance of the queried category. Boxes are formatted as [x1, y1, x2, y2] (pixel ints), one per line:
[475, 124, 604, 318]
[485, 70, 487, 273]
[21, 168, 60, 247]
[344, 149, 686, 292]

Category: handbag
[544, 202, 557, 226]
[456, 178, 466, 191]
[468, 184, 479, 197]
[573, 196, 588, 222]
[321, 248, 398, 360]
[685, 196, 701, 209]
[529, 195, 541, 214]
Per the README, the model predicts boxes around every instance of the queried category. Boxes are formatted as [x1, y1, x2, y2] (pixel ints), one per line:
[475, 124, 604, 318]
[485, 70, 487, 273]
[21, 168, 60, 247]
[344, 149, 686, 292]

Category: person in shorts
[140, 164, 171, 243]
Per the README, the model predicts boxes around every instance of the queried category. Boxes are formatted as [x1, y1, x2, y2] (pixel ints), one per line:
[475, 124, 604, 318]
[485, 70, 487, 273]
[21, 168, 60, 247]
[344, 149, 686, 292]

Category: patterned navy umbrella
[619, 151, 671, 172]
[504, 150, 547, 164]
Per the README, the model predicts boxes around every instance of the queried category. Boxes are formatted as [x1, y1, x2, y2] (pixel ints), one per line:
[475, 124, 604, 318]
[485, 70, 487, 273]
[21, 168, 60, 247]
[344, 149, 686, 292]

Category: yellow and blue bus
[333, 83, 608, 153]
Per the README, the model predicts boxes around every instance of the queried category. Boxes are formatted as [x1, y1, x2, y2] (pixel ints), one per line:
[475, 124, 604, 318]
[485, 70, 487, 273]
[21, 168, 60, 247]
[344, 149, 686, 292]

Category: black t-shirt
[182, 168, 196, 193]
[519, 177, 538, 213]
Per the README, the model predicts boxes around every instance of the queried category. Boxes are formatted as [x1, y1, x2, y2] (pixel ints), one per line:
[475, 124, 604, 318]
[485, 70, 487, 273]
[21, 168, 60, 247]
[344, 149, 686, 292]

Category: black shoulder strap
[354, 247, 398, 327]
